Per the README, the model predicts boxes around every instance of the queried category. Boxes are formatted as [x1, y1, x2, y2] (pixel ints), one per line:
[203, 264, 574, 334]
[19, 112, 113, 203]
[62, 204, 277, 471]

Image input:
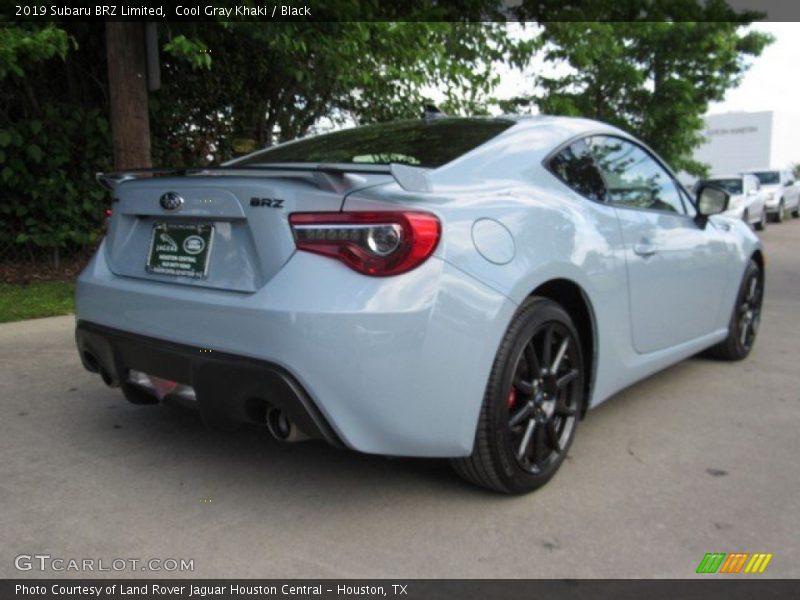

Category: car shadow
[81, 390, 509, 505]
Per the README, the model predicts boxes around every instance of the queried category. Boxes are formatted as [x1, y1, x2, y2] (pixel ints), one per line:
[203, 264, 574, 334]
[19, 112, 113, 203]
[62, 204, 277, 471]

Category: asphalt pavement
[1, 219, 798, 579]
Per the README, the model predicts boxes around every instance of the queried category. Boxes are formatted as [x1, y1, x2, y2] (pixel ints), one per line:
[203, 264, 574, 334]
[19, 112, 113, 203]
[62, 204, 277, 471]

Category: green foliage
[523, 20, 772, 175]
[163, 34, 212, 70]
[0, 24, 71, 78]
[0, 22, 111, 260]
[0, 281, 75, 323]
[0, 105, 111, 252]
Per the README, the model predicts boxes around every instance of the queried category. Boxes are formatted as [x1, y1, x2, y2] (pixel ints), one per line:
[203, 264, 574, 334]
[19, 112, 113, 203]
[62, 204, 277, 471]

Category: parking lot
[1, 220, 798, 579]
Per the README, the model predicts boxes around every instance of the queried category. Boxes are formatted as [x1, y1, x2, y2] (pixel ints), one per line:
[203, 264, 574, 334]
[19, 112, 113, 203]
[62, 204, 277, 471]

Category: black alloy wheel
[506, 321, 580, 475]
[452, 297, 584, 493]
[708, 260, 764, 361]
[775, 201, 785, 223]
[734, 266, 763, 355]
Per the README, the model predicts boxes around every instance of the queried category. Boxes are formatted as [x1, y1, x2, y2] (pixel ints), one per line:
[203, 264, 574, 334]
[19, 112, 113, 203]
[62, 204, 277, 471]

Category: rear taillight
[289, 211, 441, 276]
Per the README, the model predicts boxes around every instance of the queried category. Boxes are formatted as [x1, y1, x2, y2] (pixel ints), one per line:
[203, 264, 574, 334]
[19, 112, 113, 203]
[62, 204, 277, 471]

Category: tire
[707, 260, 763, 361]
[451, 297, 584, 494]
[774, 200, 785, 223]
[792, 201, 799, 218]
[755, 209, 766, 231]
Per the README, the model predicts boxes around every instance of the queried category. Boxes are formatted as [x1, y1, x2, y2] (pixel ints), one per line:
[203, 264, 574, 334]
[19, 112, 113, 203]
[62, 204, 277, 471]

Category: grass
[0, 281, 75, 323]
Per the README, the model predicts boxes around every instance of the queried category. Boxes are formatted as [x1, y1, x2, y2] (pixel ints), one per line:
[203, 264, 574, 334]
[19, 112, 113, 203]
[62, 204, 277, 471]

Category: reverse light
[289, 211, 441, 276]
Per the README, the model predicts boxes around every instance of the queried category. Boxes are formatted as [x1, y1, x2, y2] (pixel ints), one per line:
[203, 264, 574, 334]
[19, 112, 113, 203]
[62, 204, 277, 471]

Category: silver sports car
[75, 116, 764, 493]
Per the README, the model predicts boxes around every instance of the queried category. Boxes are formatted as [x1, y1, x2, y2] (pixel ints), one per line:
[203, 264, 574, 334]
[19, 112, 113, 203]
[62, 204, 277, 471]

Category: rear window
[708, 178, 743, 194]
[231, 118, 514, 169]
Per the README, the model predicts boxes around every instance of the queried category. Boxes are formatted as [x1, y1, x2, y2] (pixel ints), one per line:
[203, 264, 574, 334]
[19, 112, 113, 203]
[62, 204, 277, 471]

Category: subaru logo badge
[159, 191, 184, 211]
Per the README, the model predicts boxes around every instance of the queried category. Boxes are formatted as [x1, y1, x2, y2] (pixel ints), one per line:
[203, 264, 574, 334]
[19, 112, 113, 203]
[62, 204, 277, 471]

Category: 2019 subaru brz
[75, 116, 764, 493]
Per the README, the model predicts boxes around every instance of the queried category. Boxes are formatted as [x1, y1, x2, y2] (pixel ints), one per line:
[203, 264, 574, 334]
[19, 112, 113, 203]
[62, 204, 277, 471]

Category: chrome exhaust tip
[266, 407, 309, 442]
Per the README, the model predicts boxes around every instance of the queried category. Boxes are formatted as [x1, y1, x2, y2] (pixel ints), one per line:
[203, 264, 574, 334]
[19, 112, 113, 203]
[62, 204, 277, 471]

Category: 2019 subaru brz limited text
[75, 116, 764, 493]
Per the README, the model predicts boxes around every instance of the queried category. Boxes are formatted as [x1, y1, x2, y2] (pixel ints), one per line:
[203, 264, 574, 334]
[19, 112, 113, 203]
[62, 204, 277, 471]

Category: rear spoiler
[96, 162, 432, 194]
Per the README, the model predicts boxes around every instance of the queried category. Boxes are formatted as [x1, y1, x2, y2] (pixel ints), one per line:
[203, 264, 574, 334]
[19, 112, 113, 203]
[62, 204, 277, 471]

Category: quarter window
[547, 139, 606, 202]
[589, 136, 685, 214]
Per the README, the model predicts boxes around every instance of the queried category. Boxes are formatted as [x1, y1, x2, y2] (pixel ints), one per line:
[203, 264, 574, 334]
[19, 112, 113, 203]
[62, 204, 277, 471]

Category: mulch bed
[0, 255, 92, 284]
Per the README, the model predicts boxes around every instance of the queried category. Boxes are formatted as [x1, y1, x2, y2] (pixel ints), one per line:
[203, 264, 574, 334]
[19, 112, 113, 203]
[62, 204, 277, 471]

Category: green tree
[0, 22, 111, 265]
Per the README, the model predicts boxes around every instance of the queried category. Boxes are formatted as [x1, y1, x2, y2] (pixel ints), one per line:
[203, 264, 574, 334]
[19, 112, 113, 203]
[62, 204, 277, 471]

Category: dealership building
[692, 110, 800, 178]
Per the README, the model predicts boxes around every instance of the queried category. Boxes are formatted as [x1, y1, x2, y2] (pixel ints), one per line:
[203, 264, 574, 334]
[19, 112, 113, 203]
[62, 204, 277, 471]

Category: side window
[547, 138, 607, 202]
[588, 136, 685, 214]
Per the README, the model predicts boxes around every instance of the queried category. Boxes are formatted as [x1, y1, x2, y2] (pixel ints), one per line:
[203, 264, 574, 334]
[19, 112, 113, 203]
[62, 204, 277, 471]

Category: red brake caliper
[507, 387, 517, 409]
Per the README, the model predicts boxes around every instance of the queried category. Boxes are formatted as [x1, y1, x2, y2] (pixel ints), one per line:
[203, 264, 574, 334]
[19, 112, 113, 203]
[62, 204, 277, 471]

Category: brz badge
[160, 192, 184, 211]
[250, 197, 284, 208]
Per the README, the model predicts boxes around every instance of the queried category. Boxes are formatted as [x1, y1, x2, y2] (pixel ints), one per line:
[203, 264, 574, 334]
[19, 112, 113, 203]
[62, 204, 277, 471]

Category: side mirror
[695, 183, 729, 227]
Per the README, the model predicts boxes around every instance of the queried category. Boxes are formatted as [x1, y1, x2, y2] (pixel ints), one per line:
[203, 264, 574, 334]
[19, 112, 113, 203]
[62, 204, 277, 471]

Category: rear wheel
[707, 260, 763, 361]
[451, 297, 584, 494]
[792, 201, 800, 218]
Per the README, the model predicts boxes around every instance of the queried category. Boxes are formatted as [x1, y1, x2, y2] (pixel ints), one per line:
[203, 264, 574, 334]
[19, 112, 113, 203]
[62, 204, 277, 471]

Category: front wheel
[755, 209, 767, 231]
[774, 201, 785, 223]
[451, 297, 584, 494]
[707, 260, 763, 361]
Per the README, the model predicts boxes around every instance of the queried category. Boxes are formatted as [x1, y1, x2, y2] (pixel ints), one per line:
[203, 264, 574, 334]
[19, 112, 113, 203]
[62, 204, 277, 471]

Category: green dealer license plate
[146, 222, 214, 279]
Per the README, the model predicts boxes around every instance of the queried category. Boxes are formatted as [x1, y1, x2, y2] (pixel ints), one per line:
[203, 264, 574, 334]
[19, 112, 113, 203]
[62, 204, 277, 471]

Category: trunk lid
[104, 172, 391, 292]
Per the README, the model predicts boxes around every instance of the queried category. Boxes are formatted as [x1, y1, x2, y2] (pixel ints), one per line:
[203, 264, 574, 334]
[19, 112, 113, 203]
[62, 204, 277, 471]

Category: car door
[746, 175, 765, 217]
[588, 135, 731, 354]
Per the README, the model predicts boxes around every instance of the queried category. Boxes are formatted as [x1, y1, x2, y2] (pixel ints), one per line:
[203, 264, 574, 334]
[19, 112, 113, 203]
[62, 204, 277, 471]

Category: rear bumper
[75, 242, 517, 457]
[75, 320, 342, 446]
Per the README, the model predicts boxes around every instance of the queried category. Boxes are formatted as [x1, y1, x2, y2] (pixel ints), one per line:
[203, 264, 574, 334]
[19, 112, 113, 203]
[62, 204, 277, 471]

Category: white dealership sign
[695, 111, 773, 175]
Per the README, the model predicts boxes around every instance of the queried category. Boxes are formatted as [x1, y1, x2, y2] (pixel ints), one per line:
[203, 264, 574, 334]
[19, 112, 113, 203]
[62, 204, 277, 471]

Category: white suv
[744, 169, 800, 223]
[705, 174, 767, 231]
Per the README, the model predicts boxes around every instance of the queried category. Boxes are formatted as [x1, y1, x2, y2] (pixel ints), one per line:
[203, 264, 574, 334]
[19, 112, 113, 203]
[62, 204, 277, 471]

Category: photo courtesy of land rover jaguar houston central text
[75, 116, 764, 493]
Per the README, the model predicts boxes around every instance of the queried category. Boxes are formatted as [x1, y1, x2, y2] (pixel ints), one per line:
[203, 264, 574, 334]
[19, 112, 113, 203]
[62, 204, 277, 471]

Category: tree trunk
[105, 22, 152, 170]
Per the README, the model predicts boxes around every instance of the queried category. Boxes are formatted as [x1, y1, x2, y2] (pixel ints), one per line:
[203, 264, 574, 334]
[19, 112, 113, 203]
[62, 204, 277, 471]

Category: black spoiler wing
[96, 163, 431, 194]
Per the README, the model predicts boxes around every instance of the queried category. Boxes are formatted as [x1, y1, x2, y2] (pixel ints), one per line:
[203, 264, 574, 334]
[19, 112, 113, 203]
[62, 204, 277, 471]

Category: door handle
[634, 242, 657, 257]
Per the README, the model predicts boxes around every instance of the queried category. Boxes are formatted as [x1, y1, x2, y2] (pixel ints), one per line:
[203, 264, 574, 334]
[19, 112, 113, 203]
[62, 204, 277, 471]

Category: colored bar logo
[696, 552, 773, 574]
